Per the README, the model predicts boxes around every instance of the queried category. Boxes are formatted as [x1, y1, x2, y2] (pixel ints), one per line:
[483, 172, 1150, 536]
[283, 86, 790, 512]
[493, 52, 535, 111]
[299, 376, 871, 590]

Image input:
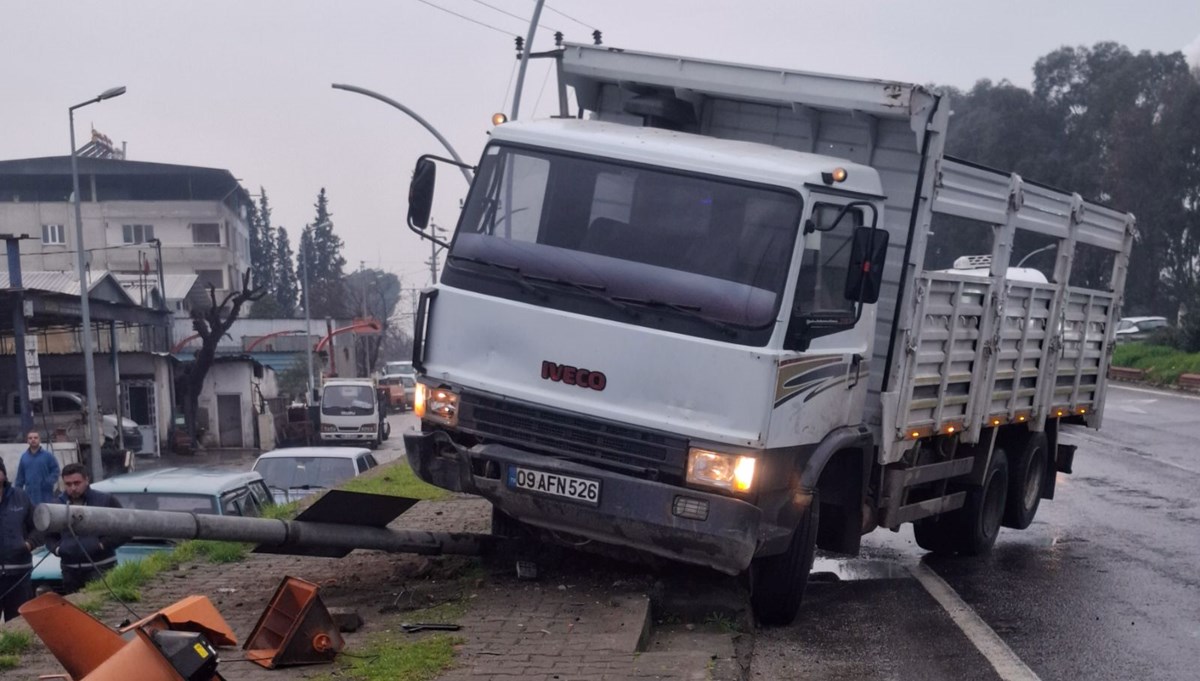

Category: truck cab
[318, 379, 386, 449]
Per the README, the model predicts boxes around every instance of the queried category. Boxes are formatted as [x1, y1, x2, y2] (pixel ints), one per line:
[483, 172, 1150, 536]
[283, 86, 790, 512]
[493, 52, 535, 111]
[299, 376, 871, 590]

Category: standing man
[15, 431, 59, 505]
[0, 458, 39, 621]
[44, 464, 125, 594]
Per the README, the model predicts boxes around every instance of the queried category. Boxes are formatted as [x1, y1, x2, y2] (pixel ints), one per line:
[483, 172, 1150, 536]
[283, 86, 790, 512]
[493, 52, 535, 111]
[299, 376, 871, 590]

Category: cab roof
[93, 467, 264, 495]
[254, 447, 372, 461]
[490, 118, 882, 197]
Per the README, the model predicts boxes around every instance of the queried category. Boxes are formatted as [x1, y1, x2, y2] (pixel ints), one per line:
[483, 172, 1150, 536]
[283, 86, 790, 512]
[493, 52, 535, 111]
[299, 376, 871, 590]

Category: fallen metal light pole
[34, 501, 496, 558]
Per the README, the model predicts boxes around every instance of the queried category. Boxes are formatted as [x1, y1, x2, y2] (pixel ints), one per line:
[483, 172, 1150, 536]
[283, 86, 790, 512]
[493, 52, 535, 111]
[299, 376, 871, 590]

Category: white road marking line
[908, 562, 1042, 681]
[1108, 384, 1200, 402]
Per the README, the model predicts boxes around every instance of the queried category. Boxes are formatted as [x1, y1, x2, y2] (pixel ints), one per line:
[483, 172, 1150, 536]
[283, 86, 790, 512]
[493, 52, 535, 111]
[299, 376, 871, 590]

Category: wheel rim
[1023, 447, 1045, 511]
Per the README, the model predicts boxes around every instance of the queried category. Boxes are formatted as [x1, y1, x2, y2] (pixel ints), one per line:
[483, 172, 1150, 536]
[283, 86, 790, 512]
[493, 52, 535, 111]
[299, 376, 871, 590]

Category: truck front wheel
[914, 448, 1009, 555]
[748, 491, 819, 626]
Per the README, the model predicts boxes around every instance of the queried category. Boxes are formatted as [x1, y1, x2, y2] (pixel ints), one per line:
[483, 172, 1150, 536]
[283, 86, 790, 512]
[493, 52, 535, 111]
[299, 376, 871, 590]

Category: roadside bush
[1178, 313, 1200, 353]
[1112, 342, 1200, 384]
[1147, 325, 1180, 349]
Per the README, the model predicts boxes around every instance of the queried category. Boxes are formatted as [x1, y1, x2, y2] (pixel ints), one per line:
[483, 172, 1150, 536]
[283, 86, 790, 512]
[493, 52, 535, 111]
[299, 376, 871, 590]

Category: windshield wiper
[446, 254, 547, 299]
[613, 296, 739, 337]
[524, 274, 641, 319]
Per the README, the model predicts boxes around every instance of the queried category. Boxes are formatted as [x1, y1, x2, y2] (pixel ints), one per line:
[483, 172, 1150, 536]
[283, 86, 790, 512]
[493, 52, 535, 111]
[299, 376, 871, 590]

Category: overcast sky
[2, 0, 1198, 290]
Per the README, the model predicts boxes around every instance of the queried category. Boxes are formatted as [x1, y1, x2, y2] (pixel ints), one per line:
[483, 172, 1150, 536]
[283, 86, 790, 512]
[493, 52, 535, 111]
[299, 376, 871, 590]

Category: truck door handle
[848, 354, 863, 388]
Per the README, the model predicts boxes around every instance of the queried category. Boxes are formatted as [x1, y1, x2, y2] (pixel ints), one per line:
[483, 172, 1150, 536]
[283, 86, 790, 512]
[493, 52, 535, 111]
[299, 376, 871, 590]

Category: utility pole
[4, 235, 34, 436]
[301, 227, 315, 403]
[427, 222, 445, 285]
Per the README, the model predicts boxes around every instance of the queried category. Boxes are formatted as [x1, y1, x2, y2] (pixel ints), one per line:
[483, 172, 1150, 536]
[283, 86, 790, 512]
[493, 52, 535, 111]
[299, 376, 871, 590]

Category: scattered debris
[243, 576, 345, 669]
[400, 622, 462, 633]
[329, 607, 365, 633]
[516, 560, 538, 580]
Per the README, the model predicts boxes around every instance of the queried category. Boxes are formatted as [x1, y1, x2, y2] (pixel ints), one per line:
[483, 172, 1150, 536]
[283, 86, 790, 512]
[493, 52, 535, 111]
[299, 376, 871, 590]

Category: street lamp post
[70, 85, 126, 482]
[330, 84, 473, 185]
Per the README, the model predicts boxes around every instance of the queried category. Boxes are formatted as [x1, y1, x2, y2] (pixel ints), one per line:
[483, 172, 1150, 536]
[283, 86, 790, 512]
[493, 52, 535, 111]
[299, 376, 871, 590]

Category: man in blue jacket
[0, 458, 40, 621]
[44, 463, 126, 594]
[15, 431, 59, 505]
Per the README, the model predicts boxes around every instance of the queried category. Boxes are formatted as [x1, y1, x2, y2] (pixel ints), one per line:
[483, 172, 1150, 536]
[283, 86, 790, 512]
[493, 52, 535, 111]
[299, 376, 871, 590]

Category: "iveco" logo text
[541, 360, 607, 391]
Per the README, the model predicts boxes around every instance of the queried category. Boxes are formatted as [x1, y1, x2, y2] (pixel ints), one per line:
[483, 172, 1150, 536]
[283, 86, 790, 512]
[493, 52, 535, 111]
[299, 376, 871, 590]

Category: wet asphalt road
[752, 384, 1200, 681]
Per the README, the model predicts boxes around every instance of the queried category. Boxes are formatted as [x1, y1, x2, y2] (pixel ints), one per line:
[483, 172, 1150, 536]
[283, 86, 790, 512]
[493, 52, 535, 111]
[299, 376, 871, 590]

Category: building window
[123, 224, 154, 244]
[192, 223, 221, 245]
[196, 269, 224, 290]
[42, 224, 66, 245]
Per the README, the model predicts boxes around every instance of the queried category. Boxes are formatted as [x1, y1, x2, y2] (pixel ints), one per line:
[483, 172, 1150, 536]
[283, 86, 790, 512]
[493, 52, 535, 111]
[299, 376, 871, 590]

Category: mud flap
[1055, 443, 1076, 475]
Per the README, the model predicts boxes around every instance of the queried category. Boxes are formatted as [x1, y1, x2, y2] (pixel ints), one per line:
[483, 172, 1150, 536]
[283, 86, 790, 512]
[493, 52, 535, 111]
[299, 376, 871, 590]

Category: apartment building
[0, 154, 252, 296]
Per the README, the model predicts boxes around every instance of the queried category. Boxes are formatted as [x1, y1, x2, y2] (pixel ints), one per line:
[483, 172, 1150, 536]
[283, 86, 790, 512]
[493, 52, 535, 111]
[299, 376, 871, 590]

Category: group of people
[0, 430, 124, 622]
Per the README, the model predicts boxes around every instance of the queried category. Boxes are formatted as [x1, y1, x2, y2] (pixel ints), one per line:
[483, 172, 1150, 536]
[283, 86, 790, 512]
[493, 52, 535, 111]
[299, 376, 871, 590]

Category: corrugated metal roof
[0, 270, 106, 295]
[110, 273, 198, 306]
[0, 270, 141, 309]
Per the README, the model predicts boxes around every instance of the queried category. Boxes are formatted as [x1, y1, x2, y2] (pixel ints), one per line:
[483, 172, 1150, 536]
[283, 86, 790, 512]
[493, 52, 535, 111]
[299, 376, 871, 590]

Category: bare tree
[180, 269, 268, 446]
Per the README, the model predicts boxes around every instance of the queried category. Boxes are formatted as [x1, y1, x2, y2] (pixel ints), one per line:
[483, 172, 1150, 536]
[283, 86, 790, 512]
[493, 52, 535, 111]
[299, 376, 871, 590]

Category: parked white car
[252, 446, 380, 503]
[1115, 316, 1169, 343]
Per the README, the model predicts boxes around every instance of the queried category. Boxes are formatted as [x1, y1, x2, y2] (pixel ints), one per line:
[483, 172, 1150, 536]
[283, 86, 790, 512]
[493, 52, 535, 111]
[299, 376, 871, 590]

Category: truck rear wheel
[749, 491, 819, 626]
[1003, 432, 1047, 529]
[914, 448, 1009, 556]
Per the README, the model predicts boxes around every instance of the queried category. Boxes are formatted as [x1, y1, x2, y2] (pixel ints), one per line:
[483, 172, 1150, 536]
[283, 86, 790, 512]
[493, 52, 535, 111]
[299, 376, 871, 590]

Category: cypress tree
[274, 226, 299, 317]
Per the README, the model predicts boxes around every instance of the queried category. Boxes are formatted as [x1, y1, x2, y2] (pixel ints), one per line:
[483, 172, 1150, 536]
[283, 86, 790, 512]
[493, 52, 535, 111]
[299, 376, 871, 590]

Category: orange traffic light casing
[119, 595, 238, 647]
[243, 576, 345, 668]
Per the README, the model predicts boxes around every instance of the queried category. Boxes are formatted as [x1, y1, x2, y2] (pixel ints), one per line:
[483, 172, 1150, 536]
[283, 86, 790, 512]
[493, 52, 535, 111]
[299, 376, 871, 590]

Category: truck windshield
[445, 144, 802, 345]
[321, 385, 375, 416]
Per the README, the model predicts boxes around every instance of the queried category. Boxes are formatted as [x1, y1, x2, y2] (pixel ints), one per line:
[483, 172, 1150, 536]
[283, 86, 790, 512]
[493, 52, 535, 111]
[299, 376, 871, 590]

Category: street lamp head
[98, 86, 127, 101]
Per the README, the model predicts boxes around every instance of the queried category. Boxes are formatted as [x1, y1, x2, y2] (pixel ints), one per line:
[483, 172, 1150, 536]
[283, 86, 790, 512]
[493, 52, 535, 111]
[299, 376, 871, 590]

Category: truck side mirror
[407, 158, 436, 230]
[844, 226, 889, 304]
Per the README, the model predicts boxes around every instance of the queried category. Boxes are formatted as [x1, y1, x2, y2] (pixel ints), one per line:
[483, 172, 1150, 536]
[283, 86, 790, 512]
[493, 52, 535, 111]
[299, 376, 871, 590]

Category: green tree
[941, 44, 1200, 324]
[342, 268, 402, 374]
[300, 188, 346, 318]
[251, 189, 276, 295]
[273, 226, 299, 317]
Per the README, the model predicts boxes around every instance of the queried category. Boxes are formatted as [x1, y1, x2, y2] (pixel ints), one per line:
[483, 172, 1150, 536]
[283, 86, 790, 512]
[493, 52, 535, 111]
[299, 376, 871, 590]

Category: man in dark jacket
[0, 458, 40, 621]
[44, 463, 126, 594]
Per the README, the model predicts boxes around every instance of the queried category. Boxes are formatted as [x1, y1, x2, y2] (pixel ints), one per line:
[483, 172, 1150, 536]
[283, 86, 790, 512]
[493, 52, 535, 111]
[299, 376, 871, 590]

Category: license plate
[507, 466, 600, 506]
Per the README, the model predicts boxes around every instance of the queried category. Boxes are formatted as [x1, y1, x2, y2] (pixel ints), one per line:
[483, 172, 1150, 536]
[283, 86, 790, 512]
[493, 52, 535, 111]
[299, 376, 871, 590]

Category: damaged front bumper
[404, 430, 762, 575]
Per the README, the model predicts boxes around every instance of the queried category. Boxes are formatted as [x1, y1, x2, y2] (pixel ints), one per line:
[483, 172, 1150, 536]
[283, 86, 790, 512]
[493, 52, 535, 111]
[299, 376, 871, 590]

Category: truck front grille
[456, 392, 687, 478]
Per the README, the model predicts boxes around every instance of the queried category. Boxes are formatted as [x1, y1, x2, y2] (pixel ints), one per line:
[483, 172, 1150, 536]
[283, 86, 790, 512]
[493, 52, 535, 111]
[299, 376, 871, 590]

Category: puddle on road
[810, 557, 910, 581]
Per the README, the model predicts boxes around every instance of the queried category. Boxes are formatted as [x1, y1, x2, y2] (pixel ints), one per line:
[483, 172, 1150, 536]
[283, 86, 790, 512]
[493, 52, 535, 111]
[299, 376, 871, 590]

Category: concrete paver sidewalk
[4, 476, 730, 680]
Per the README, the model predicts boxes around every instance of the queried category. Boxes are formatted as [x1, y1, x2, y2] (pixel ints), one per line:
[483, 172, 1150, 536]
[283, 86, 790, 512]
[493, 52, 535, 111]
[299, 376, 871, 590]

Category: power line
[413, 0, 514, 38]
[543, 2, 595, 31]
[469, 0, 560, 33]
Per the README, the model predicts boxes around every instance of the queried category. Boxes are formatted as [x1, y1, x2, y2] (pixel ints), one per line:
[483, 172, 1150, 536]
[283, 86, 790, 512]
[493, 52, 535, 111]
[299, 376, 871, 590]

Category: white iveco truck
[402, 44, 1134, 624]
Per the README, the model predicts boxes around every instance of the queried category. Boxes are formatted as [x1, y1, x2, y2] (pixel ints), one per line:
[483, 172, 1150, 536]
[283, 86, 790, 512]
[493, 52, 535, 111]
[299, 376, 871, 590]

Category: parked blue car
[31, 467, 274, 591]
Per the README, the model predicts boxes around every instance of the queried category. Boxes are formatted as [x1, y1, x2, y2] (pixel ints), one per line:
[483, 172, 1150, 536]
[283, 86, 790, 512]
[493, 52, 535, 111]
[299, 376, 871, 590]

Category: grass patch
[0, 630, 31, 656]
[338, 462, 448, 501]
[262, 500, 301, 519]
[0, 655, 19, 671]
[703, 611, 741, 633]
[325, 633, 461, 681]
[1112, 343, 1200, 384]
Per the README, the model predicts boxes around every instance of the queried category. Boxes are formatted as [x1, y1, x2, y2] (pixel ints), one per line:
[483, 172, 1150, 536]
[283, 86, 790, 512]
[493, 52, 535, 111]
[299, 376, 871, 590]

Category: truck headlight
[320, 423, 337, 433]
[686, 448, 756, 494]
[415, 382, 458, 426]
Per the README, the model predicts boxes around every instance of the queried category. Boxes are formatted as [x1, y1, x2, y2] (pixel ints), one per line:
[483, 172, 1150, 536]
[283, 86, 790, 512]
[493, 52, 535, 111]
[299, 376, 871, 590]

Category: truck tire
[749, 491, 819, 626]
[1003, 432, 1047, 530]
[914, 448, 1009, 556]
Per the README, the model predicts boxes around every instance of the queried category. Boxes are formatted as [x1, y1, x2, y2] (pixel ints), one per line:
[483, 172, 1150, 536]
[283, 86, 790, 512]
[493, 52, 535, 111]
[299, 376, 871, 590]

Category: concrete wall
[0, 351, 172, 450]
[196, 360, 277, 450]
[0, 199, 250, 289]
